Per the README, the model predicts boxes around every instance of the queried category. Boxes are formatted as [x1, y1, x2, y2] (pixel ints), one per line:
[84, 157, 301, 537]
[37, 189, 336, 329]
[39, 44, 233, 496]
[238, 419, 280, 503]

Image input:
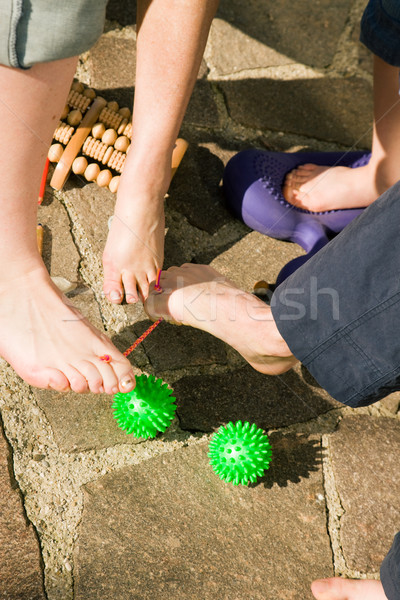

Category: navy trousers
[272, 182, 400, 598]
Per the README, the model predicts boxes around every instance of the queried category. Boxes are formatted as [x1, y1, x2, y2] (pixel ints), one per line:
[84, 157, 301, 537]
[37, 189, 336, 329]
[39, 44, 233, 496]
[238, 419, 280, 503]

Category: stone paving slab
[167, 140, 233, 235]
[210, 0, 352, 74]
[106, 0, 136, 27]
[38, 195, 80, 282]
[209, 230, 304, 290]
[0, 423, 45, 600]
[88, 34, 136, 97]
[329, 415, 400, 572]
[220, 76, 372, 147]
[34, 289, 141, 452]
[174, 364, 339, 433]
[133, 318, 227, 371]
[74, 440, 332, 600]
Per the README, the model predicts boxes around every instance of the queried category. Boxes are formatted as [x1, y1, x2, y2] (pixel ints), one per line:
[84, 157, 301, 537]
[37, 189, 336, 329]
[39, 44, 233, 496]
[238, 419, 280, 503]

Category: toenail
[112, 386, 119, 394]
[110, 290, 122, 301]
[120, 376, 134, 389]
[99, 386, 105, 394]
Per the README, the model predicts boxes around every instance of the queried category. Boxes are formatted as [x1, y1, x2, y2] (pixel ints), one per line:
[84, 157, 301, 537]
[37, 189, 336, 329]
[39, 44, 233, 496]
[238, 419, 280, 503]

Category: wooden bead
[72, 156, 88, 175]
[84, 163, 100, 182]
[67, 90, 91, 112]
[123, 122, 132, 139]
[117, 117, 128, 135]
[83, 88, 96, 99]
[53, 122, 74, 144]
[96, 169, 113, 188]
[71, 81, 84, 93]
[48, 143, 64, 163]
[109, 176, 120, 193]
[107, 100, 119, 112]
[118, 107, 131, 119]
[102, 146, 114, 165]
[102, 128, 118, 146]
[60, 104, 70, 120]
[92, 122, 106, 139]
[67, 109, 83, 126]
[98, 107, 122, 130]
[114, 135, 130, 152]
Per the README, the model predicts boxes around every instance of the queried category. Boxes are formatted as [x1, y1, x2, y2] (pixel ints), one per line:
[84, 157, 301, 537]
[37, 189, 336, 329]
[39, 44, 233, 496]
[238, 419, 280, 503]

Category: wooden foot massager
[47, 80, 188, 193]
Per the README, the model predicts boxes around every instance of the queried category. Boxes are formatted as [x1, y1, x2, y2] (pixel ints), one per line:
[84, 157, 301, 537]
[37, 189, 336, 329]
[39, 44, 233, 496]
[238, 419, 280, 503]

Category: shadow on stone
[167, 142, 230, 234]
[174, 364, 339, 432]
[252, 431, 323, 489]
[132, 319, 227, 371]
[106, 0, 136, 27]
[219, 77, 372, 147]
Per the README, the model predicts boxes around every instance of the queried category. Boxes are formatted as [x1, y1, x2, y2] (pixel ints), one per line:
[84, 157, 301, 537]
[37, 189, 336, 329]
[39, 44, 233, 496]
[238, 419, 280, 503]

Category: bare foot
[1, 264, 136, 394]
[144, 264, 298, 375]
[282, 163, 380, 212]
[311, 578, 388, 600]
[102, 160, 170, 305]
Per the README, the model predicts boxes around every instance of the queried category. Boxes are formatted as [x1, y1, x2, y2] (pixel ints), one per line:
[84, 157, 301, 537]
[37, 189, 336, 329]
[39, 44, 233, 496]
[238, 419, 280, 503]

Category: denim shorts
[0, 0, 107, 68]
[360, 0, 400, 66]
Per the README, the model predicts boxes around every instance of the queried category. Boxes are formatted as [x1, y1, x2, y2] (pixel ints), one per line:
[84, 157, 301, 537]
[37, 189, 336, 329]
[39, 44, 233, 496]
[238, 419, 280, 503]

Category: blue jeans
[361, 0, 400, 67]
[271, 182, 400, 599]
[0, 0, 107, 68]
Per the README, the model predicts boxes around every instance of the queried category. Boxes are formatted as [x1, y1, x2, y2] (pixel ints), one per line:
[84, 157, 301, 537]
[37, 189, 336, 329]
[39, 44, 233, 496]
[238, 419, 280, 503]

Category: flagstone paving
[1, 1, 399, 599]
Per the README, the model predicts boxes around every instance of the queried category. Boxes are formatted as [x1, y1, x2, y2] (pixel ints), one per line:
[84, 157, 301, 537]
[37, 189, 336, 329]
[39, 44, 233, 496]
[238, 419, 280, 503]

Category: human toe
[121, 272, 139, 304]
[75, 360, 106, 394]
[41, 368, 70, 392]
[104, 281, 124, 304]
[63, 365, 90, 394]
[96, 352, 136, 394]
[136, 274, 150, 302]
[311, 578, 342, 599]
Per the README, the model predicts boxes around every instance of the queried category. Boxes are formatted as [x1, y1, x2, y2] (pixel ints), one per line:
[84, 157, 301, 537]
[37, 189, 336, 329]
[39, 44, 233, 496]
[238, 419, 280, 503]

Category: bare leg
[283, 56, 400, 211]
[103, 0, 219, 304]
[0, 60, 135, 394]
[311, 578, 388, 600]
[144, 264, 297, 375]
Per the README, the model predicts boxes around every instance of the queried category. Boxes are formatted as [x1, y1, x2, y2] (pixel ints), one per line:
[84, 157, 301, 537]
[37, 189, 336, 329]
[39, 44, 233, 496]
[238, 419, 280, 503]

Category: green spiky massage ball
[208, 421, 272, 486]
[112, 374, 176, 438]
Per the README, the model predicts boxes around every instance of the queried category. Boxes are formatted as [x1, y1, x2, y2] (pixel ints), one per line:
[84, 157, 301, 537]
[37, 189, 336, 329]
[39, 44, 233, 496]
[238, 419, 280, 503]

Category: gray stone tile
[106, 0, 136, 27]
[174, 364, 339, 432]
[38, 196, 80, 281]
[133, 318, 227, 371]
[34, 290, 142, 452]
[184, 80, 220, 128]
[74, 440, 332, 599]
[329, 416, 400, 572]
[63, 182, 114, 258]
[167, 141, 234, 234]
[381, 393, 400, 415]
[0, 424, 45, 599]
[35, 389, 142, 452]
[220, 77, 373, 147]
[210, 0, 352, 73]
[87, 35, 136, 108]
[350, 20, 373, 75]
[209, 230, 304, 290]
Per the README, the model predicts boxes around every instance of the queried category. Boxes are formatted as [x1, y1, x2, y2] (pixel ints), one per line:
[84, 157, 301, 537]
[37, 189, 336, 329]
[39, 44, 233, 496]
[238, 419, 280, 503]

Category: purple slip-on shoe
[223, 149, 370, 285]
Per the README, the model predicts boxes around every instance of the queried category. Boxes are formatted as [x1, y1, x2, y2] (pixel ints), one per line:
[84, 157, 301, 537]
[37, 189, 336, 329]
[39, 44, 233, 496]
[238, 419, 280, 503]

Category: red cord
[123, 269, 163, 357]
[38, 158, 50, 205]
[123, 318, 163, 357]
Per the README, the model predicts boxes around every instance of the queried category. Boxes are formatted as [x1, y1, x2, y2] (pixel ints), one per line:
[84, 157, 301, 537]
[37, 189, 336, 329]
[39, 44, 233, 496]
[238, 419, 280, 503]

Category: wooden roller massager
[48, 80, 188, 193]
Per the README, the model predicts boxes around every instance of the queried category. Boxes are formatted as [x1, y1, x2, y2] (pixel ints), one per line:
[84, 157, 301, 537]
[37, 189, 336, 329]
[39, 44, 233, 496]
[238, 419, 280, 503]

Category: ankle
[238, 296, 294, 362]
[0, 255, 48, 284]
